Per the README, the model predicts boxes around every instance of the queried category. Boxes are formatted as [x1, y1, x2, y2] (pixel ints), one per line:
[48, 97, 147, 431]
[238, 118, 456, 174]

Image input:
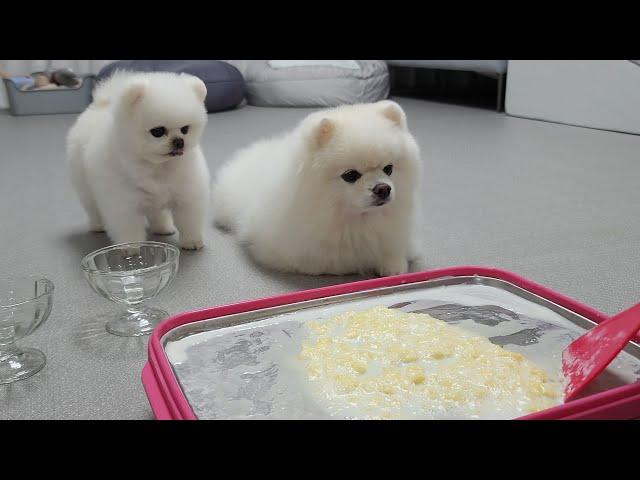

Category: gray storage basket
[3, 75, 95, 115]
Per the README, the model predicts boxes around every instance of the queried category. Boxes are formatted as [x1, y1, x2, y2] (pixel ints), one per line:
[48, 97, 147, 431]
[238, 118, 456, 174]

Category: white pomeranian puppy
[67, 71, 210, 249]
[213, 100, 422, 276]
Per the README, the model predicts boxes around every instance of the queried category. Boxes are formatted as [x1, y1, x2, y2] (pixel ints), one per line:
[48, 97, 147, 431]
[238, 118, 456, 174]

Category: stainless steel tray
[161, 276, 640, 419]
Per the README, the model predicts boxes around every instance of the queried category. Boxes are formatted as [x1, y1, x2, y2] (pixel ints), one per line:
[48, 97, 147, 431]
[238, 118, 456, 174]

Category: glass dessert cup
[81, 242, 179, 337]
[0, 276, 54, 384]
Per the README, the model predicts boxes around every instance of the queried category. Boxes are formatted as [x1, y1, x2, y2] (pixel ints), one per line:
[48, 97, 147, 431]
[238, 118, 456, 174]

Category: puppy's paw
[179, 238, 204, 250]
[149, 213, 176, 235]
[151, 226, 177, 236]
[408, 246, 423, 263]
[377, 258, 409, 277]
[89, 222, 105, 233]
[409, 255, 427, 272]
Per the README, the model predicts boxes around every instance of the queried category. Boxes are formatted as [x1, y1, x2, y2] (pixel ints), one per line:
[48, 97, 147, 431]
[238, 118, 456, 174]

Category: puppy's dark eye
[181, 125, 189, 135]
[341, 170, 362, 183]
[150, 127, 166, 138]
[383, 164, 393, 176]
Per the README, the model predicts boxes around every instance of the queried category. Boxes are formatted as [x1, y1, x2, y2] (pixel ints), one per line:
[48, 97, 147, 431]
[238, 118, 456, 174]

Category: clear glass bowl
[81, 242, 180, 337]
[0, 276, 54, 384]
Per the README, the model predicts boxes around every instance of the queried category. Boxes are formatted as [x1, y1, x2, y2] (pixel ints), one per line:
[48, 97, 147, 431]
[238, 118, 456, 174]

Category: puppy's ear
[121, 80, 147, 108]
[184, 75, 207, 103]
[311, 118, 335, 149]
[378, 100, 407, 130]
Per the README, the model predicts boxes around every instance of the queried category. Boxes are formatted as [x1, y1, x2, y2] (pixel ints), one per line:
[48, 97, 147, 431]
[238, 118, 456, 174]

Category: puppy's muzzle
[372, 183, 392, 206]
[168, 137, 184, 156]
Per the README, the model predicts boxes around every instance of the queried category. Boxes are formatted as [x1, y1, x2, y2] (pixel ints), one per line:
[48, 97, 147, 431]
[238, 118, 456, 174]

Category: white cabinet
[506, 60, 640, 135]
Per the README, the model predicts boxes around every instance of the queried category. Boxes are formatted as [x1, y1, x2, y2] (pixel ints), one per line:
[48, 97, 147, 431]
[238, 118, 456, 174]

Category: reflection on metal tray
[161, 276, 640, 420]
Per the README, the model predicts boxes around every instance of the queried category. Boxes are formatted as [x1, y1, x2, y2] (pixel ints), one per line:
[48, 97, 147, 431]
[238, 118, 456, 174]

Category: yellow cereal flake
[405, 365, 426, 385]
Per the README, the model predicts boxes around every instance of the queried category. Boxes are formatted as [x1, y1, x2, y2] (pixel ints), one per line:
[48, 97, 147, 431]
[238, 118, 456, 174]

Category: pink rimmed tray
[142, 266, 640, 420]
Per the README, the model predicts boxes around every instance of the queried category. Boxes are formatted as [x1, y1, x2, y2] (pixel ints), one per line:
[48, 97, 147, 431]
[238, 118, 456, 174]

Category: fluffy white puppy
[213, 100, 423, 276]
[67, 71, 210, 249]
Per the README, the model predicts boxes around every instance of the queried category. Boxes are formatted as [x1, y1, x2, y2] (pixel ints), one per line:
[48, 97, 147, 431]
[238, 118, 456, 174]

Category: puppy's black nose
[373, 183, 391, 199]
[173, 138, 184, 150]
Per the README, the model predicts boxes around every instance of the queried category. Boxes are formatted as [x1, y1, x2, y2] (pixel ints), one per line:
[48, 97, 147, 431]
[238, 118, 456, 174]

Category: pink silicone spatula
[562, 301, 640, 402]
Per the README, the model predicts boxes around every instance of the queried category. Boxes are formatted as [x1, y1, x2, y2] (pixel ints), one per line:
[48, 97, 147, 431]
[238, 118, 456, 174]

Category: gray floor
[1, 97, 640, 419]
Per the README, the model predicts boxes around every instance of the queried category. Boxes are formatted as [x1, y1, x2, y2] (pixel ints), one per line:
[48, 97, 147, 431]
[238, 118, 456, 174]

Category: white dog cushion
[229, 60, 389, 107]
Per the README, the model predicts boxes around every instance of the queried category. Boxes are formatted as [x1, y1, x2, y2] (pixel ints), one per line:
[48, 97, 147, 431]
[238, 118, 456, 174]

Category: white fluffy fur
[67, 71, 211, 249]
[213, 100, 423, 276]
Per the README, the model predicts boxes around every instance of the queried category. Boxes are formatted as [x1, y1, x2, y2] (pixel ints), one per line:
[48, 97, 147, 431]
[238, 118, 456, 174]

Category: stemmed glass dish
[0, 276, 54, 384]
[81, 242, 179, 337]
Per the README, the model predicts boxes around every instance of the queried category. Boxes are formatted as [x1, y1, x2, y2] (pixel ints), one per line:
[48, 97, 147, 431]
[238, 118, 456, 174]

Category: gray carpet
[1, 97, 640, 419]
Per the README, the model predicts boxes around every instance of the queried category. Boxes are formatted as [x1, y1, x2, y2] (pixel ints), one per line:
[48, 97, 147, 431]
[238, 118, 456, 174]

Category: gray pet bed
[96, 60, 245, 112]
[236, 60, 389, 107]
